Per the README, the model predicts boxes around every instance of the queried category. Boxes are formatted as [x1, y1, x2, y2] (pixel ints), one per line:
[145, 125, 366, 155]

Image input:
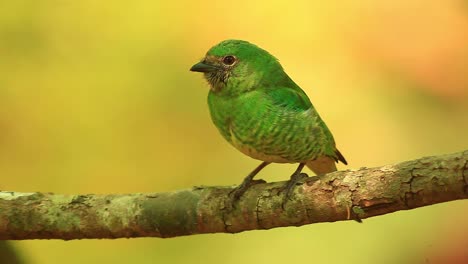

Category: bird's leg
[282, 163, 307, 206]
[230, 161, 270, 201]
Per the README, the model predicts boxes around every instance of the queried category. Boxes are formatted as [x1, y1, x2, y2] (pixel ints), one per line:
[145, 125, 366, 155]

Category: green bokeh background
[1, 0, 467, 263]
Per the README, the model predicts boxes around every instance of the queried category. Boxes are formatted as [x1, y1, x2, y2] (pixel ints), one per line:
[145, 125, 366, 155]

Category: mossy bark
[0, 150, 467, 240]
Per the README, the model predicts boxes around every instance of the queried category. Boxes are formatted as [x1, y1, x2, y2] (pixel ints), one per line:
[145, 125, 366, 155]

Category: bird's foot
[227, 161, 270, 209]
[228, 179, 266, 207]
[305, 175, 320, 185]
[281, 172, 309, 209]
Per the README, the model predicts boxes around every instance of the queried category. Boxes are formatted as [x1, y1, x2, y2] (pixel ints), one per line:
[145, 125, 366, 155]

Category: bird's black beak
[190, 62, 219, 73]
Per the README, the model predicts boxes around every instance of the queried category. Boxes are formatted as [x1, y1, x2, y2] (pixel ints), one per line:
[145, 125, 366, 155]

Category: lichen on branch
[0, 150, 467, 240]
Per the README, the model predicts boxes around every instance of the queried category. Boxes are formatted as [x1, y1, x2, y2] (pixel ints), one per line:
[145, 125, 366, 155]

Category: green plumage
[207, 88, 335, 163]
[190, 40, 346, 198]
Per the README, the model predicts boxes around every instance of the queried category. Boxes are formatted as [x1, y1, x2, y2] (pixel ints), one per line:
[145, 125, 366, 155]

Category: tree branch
[1, 150, 467, 240]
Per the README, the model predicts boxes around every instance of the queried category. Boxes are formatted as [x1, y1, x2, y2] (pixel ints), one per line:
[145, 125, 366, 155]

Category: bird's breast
[207, 91, 327, 163]
[228, 122, 292, 163]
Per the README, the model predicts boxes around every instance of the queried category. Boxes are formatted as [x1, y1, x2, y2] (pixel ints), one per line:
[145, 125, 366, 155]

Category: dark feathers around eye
[222, 55, 236, 65]
[204, 56, 236, 90]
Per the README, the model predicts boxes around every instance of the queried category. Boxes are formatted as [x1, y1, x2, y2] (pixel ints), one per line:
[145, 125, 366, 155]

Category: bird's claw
[228, 187, 244, 203]
[228, 179, 267, 208]
[281, 172, 309, 209]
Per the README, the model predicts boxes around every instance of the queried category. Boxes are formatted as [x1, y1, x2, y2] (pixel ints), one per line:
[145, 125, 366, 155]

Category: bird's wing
[266, 86, 348, 165]
[266, 86, 312, 112]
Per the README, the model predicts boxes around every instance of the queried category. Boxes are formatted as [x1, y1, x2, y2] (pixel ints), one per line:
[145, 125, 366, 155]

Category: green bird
[190, 40, 347, 201]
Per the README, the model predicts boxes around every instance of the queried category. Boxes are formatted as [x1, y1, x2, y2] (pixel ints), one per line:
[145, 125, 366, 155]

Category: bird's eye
[222, 55, 236, 66]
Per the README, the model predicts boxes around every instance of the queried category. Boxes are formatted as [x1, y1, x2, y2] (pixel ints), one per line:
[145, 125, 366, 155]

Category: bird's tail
[306, 156, 338, 175]
[306, 149, 347, 175]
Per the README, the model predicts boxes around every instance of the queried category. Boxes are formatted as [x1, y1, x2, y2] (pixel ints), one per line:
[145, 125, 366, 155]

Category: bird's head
[190, 40, 285, 96]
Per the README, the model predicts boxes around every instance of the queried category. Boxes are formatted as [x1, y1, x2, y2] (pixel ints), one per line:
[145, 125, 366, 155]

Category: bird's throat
[204, 72, 227, 93]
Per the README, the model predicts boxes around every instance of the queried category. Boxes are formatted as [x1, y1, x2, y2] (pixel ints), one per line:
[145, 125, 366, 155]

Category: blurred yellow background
[1, 0, 467, 263]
